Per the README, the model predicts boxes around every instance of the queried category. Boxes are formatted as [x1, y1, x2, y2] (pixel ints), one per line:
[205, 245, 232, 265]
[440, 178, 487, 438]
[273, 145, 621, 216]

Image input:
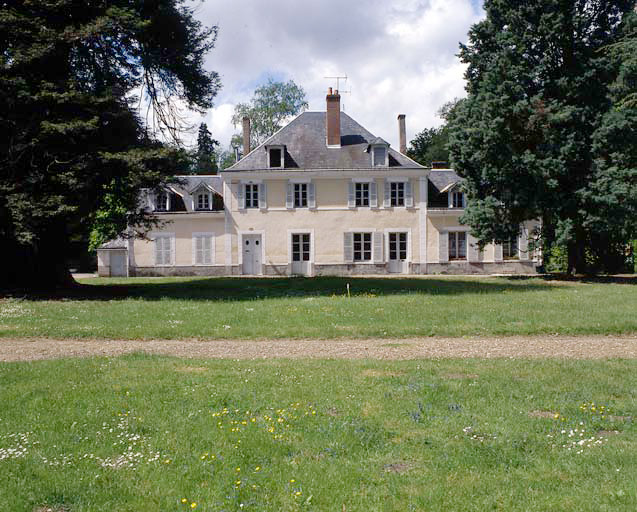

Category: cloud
[184, 0, 484, 150]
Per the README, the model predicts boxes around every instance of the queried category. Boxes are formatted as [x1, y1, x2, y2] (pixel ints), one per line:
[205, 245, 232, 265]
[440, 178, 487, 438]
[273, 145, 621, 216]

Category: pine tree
[193, 123, 219, 174]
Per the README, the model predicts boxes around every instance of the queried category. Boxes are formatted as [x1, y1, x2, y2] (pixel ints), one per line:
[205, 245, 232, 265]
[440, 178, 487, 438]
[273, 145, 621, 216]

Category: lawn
[1, 276, 636, 339]
[0, 355, 635, 511]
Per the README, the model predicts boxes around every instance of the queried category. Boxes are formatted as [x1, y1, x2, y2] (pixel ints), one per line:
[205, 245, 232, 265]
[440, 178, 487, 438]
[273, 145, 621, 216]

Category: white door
[291, 233, 311, 276]
[110, 251, 127, 277]
[388, 232, 408, 273]
[242, 235, 262, 275]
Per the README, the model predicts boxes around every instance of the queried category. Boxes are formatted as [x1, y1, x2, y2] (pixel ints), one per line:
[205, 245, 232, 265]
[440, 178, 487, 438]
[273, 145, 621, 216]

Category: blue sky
[185, 0, 485, 150]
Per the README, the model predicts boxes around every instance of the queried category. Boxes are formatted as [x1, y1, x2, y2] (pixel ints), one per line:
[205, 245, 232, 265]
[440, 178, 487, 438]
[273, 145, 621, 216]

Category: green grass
[0, 356, 635, 511]
[1, 276, 637, 339]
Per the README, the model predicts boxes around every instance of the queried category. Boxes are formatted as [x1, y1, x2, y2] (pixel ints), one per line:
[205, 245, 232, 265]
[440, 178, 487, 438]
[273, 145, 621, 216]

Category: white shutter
[518, 227, 529, 260]
[258, 183, 267, 209]
[344, 232, 354, 263]
[195, 236, 203, 264]
[155, 238, 162, 265]
[467, 233, 480, 262]
[370, 181, 378, 207]
[286, 182, 294, 209]
[348, 182, 355, 208]
[209, 235, 215, 264]
[383, 179, 390, 207]
[147, 190, 154, 211]
[170, 236, 175, 265]
[438, 231, 449, 263]
[308, 182, 316, 208]
[373, 232, 383, 263]
[237, 183, 245, 210]
[405, 180, 413, 207]
[494, 243, 503, 262]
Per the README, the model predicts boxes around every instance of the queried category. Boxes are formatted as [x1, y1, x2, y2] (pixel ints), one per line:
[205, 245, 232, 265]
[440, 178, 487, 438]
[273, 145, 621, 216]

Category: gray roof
[169, 175, 223, 196]
[98, 238, 127, 250]
[225, 112, 424, 171]
[428, 169, 462, 192]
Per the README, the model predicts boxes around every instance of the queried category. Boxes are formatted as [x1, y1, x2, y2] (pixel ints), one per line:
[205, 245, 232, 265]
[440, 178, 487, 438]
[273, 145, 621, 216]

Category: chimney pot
[242, 116, 251, 157]
[397, 114, 406, 154]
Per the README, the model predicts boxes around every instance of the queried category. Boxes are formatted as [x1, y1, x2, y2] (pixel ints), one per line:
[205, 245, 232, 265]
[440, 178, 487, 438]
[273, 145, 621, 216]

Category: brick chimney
[326, 87, 341, 147]
[242, 116, 251, 157]
[397, 114, 406, 154]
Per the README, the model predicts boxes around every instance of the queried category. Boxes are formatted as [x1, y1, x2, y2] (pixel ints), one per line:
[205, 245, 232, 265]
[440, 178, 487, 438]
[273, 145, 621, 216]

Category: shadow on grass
[0, 275, 577, 302]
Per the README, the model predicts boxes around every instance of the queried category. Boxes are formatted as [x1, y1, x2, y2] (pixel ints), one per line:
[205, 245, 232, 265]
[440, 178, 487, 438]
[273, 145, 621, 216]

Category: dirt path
[1, 335, 636, 361]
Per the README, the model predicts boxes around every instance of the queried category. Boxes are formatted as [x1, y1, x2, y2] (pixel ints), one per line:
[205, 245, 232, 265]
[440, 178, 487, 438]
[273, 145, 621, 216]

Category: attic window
[372, 146, 387, 167]
[268, 147, 283, 168]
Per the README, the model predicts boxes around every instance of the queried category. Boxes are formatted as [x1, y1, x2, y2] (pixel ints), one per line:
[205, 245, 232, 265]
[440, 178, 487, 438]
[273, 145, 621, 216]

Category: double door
[388, 232, 408, 273]
[291, 233, 311, 276]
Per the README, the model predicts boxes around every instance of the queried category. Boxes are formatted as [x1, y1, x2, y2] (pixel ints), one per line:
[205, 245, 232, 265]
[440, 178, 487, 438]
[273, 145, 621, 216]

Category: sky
[186, 0, 485, 151]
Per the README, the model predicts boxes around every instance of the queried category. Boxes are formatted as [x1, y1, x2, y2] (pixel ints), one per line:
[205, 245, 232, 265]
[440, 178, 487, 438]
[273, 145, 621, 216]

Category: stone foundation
[425, 261, 538, 275]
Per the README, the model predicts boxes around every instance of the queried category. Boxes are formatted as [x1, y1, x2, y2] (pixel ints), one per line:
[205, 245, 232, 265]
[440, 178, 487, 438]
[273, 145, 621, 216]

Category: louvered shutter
[348, 182, 355, 208]
[494, 243, 503, 261]
[370, 181, 378, 207]
[467, 233, 480, 262]
[373, 232, 384, 263]
[286, 182, 294, 209]
[258, 183, 267, 209]
[155, 237, 162, 265]
[308, 182, 316, 208]
[518, 227, 529, 260]
[383, 180, 390, 207]
[438, 231, 449, 263]
[237, 183, 245, 210]
[344, 232, 354, 263]
[405, 180, 413, 207]
[195, 236, 204, 264]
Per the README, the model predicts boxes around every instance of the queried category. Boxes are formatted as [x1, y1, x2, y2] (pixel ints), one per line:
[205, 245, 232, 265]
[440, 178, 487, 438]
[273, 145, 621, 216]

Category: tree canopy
[0, 0, 220, 288]
[192, 123, 219, 175]
[232, 79, 308, 148]
[447, 0, 637, 273]
[407, 99, 461, 166]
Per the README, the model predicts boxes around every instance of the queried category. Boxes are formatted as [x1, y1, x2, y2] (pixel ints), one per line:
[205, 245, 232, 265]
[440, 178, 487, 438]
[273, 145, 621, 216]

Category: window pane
[373, 146, 386, 166]
[269, 148, 281, 168]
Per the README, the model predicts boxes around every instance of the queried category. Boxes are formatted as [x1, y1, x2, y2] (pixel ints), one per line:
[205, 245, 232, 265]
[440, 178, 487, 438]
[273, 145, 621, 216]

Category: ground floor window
[449, 232, 466, 260]
[503, 237, 519, 260]
[154, 235, 173, 265]
[389, 232, 407, 260]
[193, 234, 213, 265]
[291, 233, 310, 262]
[353, 233, 372, 261]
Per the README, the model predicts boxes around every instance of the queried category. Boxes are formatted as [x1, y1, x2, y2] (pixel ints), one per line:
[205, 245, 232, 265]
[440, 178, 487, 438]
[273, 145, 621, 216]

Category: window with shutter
[193, 234, 214, 265]
[355, 183, 370, 207]
[155, 235, 173, 265]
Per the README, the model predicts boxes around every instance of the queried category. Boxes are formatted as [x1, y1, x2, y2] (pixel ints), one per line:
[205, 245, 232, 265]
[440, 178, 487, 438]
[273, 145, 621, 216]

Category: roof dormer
[266, 145, 285, 169]
[368, 137, 389, 167]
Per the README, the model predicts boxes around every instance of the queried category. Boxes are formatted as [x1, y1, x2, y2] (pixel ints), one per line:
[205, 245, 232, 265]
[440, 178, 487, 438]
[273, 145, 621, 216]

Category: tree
[407, 99, 462, 166]
[0, 0, 220, 288]
[447, 0, 636, 274]
[192, 123, 219, 174]
[232, 79, 308, 147]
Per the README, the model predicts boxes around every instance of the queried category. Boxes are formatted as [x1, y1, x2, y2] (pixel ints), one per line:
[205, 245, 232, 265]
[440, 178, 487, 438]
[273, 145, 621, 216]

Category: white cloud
[181, 0, 484, 150]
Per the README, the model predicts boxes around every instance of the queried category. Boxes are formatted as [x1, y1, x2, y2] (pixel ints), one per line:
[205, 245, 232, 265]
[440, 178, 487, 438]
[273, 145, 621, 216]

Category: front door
[388, 232, 408, 273]
[291, 233, 311, 275]
[110, 250, 127, 277]
[242, 235, 262, 275]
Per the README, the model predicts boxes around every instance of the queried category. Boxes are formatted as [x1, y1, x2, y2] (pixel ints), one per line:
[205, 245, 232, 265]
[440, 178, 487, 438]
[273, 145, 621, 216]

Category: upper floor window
[355, 183, 369, 207]
[245, 184, 259, 208]
[372, 146, 387, 167]
[268, 146, 284, 168]
[451, 190, 465, 208]
[196, 193, 210, 210]
[390, 182, 405, 207]
[294, 183, 308, 208]
[503, 237, 519, 259]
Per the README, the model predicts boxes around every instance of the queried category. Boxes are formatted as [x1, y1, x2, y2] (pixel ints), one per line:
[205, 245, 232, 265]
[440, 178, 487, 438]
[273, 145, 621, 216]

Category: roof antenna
[324, 74, 351, 110]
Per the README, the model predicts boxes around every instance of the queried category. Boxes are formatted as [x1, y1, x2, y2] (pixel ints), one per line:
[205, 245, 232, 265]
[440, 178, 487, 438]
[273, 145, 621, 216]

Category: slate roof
[225, 112, 424, 171]
[428, 169, 462, 192]
[98, 238, 127, 250]
[168, 175, 223, 196]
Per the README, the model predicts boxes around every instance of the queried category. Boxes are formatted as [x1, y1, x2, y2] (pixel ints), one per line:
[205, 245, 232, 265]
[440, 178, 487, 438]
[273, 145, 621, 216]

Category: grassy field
[1, 276, 636, 339]
[0, 355, 635, 511]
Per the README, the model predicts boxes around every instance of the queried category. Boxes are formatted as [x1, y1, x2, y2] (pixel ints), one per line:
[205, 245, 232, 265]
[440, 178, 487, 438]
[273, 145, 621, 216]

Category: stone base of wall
[131, 266, 233, 277]
[425, 261, 538, 275]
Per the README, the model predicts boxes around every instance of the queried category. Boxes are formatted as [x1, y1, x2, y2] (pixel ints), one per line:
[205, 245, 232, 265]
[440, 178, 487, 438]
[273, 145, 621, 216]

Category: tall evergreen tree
[193, 123, 219, 174]
[0, 1, 220, 288]
[407, 99, 462, 166]
[448, 0, 636, 273]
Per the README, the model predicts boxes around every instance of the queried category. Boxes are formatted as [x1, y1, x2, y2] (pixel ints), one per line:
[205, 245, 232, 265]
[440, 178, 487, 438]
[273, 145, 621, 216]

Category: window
[292, 233, 310, 262]
[373, 146, 387, 166]
[449, 232, 467, 260]
[193, 234, 213, 265]
[353, 233, 372, 261]
[196, 193, 210, 210]
[294, 183, 307, 208]
[390, 182, 405, 207]
[156, 191, 169, 211]
[245, 184, 259, 208]
[389, 232, 407, 260]
[451, 190, 465, 208]
[355, 183, 370, 207]
[154, 235, 173, 265]
[269, 148, 282, 168]
[503, 237, 519, 259]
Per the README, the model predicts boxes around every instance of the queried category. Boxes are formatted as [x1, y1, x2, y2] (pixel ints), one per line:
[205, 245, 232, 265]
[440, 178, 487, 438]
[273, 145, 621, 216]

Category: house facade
[97, 89, 539, 277]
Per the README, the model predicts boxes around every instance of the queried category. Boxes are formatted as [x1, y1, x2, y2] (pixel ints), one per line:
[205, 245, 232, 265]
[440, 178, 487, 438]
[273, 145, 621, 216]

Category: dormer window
[196, 192, 210, 210]
[267, 146, 284, 168]
[373, 146, 387, 166]
[450, 190, 465, 208]
[156, 191, 169, 211]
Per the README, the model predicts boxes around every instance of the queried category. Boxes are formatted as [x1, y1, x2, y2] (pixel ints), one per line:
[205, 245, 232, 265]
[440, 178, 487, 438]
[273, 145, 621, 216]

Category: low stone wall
[426, 261, 538, 275]
[131, 266, 235, 277]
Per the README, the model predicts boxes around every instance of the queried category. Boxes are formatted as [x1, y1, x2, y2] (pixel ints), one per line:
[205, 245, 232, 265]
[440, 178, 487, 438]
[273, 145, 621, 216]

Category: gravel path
[1, 335, 636, 361]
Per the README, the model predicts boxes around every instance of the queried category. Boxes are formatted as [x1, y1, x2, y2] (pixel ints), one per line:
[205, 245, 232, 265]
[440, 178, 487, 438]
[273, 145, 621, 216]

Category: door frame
[287, 229, 314, 276]
[384, 228, 411, 273]
[238, 230, 265, 275]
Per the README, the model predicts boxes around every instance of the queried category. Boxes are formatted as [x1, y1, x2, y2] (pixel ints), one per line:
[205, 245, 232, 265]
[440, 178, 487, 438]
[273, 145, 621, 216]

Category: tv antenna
[324, 74, 351, 110]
